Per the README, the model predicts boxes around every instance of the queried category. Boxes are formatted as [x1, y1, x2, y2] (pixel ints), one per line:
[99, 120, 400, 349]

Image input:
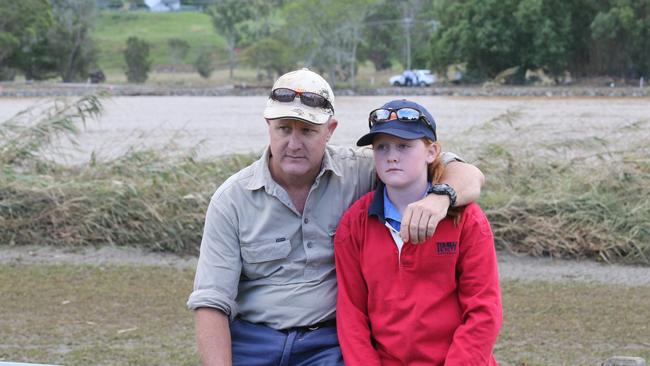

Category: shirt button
[304, 218, 309, 224]
[307, 242, 313, 248]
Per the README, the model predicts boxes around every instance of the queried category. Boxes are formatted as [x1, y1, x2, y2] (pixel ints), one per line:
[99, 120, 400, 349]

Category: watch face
[430, 184, 450, 194]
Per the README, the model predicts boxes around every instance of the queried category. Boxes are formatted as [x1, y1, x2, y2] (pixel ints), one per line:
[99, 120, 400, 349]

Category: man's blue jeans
[230, 318, 344, 366]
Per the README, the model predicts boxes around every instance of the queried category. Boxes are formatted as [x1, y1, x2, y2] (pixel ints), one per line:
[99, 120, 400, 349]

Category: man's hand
[400, 161, 485, 243]
[400, 193, 450, 243]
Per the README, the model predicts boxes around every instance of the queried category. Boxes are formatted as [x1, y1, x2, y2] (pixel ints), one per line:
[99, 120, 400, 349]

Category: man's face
[267, 118, 337, 182]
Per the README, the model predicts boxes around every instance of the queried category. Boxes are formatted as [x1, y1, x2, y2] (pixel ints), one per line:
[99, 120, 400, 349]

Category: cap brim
[263, 99, 332, 125]
[356, 127, 428, 146]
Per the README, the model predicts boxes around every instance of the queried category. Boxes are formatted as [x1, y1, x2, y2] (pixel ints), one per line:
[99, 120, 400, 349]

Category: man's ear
[327, 118, 338, 137]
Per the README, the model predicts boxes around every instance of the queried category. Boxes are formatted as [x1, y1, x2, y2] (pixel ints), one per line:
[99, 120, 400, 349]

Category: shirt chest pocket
[240, 238, 292, 280]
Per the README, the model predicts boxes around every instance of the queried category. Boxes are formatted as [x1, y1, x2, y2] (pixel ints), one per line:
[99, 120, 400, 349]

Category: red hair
[424, 139, 464, 224]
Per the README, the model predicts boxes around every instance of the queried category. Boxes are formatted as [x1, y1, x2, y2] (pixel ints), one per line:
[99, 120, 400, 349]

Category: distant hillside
[93, 11, 225, 72]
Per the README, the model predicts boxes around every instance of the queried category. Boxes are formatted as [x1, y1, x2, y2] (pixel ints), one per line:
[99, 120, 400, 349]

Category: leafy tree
[590, 0, 650, 78]
[0, 0, 52, 80]
[358, 0, 408, 71]
[242, 37, 296, 80]
[565, 0, 602, 76]
[124, 36, 151, 83]
[430, 0, 575, 80]
[281, 0, 378, 88]
[236, 0, 285, 48]
[205, 0, 256, 79]
[513, 0, 572, 75]
[430, 0, 519, 79]
[12, 37, 58, 81]
[48, 0, 99, 82]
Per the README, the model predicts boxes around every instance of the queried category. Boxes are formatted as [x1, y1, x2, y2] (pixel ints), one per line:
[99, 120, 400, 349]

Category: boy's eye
[398, 144, 410, 149]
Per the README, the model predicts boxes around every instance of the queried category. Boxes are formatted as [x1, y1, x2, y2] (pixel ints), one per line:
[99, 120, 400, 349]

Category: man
[403, 69, 417, 86]
[187, 68, 485, 366]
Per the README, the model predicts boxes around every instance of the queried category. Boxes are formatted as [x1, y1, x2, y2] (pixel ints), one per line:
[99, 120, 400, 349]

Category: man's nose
[287, 131, 302, 149]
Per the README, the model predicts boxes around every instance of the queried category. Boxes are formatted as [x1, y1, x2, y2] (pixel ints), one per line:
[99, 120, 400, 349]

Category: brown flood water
[0, 96, 648, 164]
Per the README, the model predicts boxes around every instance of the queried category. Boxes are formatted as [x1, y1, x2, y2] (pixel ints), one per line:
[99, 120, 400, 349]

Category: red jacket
[334, 189, 502, 366]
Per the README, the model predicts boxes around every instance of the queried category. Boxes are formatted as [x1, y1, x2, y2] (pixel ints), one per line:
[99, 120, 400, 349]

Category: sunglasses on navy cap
[270, 88, 334, 112]
[368, 107, 435, 132]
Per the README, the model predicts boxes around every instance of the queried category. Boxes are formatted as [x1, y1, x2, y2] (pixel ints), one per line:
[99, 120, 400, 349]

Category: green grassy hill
[93, 11, 226, 73]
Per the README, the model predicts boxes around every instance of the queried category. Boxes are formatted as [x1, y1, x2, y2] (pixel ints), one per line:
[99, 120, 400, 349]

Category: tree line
[1, 0, 648, 85]
[214, 0, 650, 85]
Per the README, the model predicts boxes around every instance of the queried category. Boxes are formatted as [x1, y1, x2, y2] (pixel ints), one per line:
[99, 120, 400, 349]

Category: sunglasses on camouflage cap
[270, 88, 334, 112]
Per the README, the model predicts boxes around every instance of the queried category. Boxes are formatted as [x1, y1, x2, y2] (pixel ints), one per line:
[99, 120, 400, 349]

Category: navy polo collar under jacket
[368, 181, 387, 224]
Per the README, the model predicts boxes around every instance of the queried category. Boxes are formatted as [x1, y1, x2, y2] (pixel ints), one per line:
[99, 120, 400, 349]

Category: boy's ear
[426, 141, 440, 163]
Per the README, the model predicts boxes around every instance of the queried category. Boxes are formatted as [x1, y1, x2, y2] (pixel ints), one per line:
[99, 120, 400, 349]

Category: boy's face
[372, 134, 437, 190]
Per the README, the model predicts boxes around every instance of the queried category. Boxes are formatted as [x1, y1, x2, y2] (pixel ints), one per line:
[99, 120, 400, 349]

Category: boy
[334, 99, 502, 365]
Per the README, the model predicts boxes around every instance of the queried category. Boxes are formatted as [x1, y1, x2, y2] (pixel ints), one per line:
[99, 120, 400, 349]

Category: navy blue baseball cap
[356, 99, 437, 146]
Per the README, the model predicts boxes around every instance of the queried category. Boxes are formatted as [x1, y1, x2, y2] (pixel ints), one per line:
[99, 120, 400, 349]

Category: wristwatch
[427, 183, 457, 208]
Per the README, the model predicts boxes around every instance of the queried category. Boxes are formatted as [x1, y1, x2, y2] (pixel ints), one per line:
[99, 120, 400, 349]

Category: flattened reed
[469, 110, 649, 264]
[1, 95, 256, 253]
[1, 96, 648, 263]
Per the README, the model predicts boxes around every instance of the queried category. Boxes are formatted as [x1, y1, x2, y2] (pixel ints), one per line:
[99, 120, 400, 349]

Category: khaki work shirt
[187, 145, 459, 330]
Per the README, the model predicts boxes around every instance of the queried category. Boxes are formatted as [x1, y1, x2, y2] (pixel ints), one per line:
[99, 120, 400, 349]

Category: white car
[390, 69, 438, 87]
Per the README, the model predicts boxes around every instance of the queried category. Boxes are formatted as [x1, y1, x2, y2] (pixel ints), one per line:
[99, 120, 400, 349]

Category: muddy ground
[2, 245, 648, 286]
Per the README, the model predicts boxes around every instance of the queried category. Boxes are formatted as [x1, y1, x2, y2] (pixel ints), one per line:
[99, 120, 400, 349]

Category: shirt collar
[383, 186, 402, 224]
[245, 145, 342, 191]
[368, 181, 386, 223]
[321, 145, 343, 178]
[369, 181, 433, 223]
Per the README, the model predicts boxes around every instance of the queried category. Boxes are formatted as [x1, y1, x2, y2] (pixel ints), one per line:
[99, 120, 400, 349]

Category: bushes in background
[124, 36, 151, 83]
